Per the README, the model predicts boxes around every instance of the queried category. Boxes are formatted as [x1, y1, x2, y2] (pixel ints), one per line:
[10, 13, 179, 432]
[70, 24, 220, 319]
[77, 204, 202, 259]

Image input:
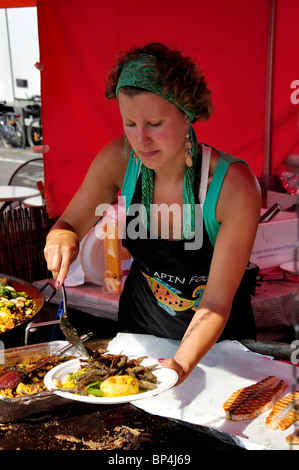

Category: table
[253, 278, 298, 341]
[23, 195, 43, 207]
[33, 277, 299, 342]
[1, 294, 297, 451]
[1, 331, 297, 451]
[33, 279, 119, 321]
[0, 335, 243, 452]
[0, 185, 40, 210]
[0, 400, 241, 453]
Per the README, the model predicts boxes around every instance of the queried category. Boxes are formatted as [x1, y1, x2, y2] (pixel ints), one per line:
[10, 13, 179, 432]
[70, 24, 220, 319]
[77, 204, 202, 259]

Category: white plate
[279, 261, 298, 275]
[80, 227, 104, 285]
[44, 357, 178, 404]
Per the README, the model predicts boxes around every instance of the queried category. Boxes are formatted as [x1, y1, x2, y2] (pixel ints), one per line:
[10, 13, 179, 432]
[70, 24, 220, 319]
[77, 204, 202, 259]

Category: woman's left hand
[158, 358, 186, 386]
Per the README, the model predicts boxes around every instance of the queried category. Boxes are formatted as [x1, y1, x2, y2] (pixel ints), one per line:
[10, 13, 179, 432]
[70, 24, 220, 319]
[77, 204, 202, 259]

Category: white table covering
[0, 185, 39, 202]
[23, 195, 43, 207]
[34, 277, 298, 341]
[107, 333, 299, 450]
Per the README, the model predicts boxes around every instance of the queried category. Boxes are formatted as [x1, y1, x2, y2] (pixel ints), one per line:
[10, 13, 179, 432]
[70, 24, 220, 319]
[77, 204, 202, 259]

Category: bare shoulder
[224, 159, 261, 199]
[88, 135, 129, 188]
[216, 157, 261, 223]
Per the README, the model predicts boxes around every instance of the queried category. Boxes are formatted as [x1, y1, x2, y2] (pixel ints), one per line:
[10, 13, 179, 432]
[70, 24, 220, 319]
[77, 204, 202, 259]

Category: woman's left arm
[161, 162, 262, 385]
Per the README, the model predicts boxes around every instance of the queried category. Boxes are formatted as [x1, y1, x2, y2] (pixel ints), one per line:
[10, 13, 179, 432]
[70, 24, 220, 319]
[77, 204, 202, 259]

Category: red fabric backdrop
[36, 0, 299, 219]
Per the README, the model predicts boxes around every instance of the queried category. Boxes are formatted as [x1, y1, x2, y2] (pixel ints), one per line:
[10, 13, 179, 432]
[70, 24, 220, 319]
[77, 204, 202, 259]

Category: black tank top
[119, 163, 256, 341]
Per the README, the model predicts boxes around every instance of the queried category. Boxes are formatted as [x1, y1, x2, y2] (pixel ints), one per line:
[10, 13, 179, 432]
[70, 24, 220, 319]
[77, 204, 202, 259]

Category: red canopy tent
[1, 0, 299, 219]
[0, 1, 36, 6]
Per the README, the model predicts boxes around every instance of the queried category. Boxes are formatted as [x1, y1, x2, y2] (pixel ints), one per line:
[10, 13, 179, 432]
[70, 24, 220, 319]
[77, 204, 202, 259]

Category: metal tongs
[60, 284, 91, 358]
[259, 203, 281, 223]
[259, 203, 296, 223]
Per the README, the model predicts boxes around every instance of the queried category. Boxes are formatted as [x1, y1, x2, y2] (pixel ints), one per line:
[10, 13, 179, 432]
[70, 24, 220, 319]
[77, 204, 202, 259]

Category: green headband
[117, 53, 199, 239]
[116, 54, 196, 123]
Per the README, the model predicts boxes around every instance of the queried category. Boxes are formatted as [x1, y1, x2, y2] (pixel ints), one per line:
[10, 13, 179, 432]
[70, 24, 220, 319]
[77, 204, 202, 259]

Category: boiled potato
[100, 375, 139, 397]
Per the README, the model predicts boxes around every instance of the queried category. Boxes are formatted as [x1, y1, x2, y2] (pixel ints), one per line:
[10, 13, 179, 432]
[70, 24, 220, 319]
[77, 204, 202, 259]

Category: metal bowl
[0, 273, 45, 347]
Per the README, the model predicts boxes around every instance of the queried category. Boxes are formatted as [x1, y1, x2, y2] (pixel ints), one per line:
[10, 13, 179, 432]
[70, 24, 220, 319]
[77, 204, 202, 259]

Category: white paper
[108, 333, 299, 450]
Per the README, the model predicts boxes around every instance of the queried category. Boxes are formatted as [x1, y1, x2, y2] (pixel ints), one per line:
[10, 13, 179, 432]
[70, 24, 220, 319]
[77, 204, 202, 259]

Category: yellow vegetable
[15, 382, 32, 395]
[100, 375, 139, 397]
[62, 378, 77, 389]
[0, 388, 14, 398]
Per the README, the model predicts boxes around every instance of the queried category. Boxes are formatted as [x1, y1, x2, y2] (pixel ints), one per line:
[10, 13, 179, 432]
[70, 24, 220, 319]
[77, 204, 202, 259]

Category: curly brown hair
[104, 42, 213, 123]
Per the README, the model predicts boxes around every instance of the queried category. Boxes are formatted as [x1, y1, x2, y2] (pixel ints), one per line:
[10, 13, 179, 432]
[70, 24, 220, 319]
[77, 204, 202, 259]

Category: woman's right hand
[44, 229, 80, 288]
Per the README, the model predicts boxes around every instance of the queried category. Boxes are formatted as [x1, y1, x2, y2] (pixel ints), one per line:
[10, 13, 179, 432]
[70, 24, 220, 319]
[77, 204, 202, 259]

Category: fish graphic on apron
[142, 272, 205, 315]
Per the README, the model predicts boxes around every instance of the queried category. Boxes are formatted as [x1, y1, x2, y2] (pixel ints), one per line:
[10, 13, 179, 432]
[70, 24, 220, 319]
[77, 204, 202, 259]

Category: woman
[44, 43, 261, 385]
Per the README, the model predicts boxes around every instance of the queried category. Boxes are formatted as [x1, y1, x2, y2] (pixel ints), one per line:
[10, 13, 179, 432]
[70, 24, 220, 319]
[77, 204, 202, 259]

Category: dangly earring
[133, 151, 139, 164]
[123, 135, 128, 158]
[185, 131, 193, 168]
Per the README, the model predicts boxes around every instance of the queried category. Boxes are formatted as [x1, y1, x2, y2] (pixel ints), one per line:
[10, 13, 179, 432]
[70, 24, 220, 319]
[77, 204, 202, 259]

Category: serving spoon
[0, 332, 92, 390]
[59, 284, 91, 359]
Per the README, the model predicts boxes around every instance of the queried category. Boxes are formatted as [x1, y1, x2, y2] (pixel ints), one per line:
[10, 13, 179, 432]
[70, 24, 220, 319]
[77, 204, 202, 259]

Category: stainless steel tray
[0, 341, 82, 423]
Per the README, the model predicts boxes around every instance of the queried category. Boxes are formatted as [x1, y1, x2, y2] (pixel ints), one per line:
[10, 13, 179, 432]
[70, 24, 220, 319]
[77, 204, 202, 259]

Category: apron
[118, 145, 257, 340]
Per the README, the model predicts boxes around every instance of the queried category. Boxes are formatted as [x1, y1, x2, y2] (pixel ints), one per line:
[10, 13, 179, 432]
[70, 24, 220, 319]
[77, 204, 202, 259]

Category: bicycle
[0, 103, 26, 149]
[24, 96, 42, 147]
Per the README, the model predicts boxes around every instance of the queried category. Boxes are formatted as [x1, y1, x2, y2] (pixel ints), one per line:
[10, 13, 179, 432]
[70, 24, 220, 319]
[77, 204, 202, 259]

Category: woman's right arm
[44, 136, 127, 286]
